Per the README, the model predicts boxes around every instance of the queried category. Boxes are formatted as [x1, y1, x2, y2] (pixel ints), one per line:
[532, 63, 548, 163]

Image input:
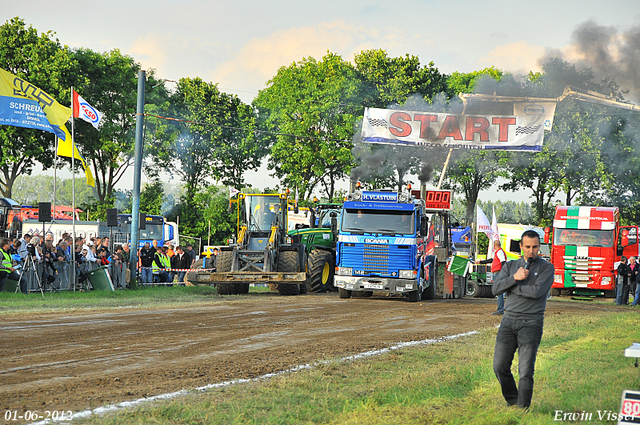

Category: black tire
[351, 291, 373, 298]
[215, 251, 236, 295]
[466, 280, 481, 298]
[422, 264, 437, 300]
[307, 250, 335, 293]
[277, 251, 302, 295]
[339, 288, 351, 298]
[550, 288, 561, 297]
[480, 285, 492, 298]
[408, 287, 422, 302]
[235, 282, 250, 294]
[299, 282, 308, 294]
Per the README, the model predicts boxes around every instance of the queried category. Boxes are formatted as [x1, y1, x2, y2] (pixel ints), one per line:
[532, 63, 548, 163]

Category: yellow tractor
[186, 193, 308, 295]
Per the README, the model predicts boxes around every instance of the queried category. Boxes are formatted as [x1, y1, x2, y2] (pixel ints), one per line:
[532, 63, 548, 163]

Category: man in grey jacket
[492, 230, 554, 409]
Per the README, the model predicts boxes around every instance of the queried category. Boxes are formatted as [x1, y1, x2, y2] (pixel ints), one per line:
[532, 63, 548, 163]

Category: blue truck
[334, 189, 440, 302]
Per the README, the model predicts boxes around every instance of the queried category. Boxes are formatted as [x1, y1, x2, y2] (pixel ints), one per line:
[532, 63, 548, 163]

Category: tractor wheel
[339, 288, 351, 298]
[307, 250, 335, 293]
[215, 251, 236, 295]
[235, 282, 250, 294]
[351, 291, 373, 298]
[466, 280, 481, 298]
[185, 258, 205, 284]
[277, 251, 302, 296]
[482, 285, 494, 298]
[422, 264, 437, 300]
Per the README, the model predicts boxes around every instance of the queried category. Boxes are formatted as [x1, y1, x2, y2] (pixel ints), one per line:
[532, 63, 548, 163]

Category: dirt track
[0, 293, 617, 421]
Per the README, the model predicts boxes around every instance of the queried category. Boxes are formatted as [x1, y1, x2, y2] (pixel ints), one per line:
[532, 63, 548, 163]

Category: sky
[5, 0, 640, 202]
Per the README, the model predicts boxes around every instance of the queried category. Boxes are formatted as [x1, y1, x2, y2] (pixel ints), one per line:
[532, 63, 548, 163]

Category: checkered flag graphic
[515, 124, 542, 136]
[367, 117, 388, 128]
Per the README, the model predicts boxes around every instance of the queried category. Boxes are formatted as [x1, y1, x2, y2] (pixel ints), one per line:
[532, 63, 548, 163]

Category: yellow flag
[57, 126, 95, 187]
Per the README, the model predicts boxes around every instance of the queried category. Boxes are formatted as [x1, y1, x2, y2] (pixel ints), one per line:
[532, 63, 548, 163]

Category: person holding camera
[0, 238, 27, 293]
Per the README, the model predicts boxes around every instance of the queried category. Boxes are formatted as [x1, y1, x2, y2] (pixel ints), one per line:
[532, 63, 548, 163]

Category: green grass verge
[0, 285, 269, 314]
[82, 309, 640, 425]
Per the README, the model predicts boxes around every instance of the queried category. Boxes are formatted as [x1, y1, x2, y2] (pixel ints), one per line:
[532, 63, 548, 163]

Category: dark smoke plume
[541, 20, 640, 102]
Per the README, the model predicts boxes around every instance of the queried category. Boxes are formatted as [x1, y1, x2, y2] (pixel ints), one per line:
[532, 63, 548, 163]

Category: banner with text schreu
[360, 107, 549, 151]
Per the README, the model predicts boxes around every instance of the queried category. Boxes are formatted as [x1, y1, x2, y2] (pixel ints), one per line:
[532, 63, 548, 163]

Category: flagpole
[71, 87, 76, 291]
[53, 136, 58, 222]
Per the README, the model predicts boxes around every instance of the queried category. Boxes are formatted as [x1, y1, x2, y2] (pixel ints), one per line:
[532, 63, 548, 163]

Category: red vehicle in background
[549, 206, 639, 297]
[0, 197, 81, 238]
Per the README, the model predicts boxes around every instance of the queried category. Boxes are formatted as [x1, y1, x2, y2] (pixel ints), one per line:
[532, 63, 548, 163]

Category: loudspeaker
[38, 202, 51, 222]
[106, 208, 118, 227]
[139, 213, 146, 230]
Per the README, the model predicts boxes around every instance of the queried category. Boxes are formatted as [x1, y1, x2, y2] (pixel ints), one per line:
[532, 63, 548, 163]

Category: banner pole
[53, 136, 57, 222]
[71, 87, 76, 291]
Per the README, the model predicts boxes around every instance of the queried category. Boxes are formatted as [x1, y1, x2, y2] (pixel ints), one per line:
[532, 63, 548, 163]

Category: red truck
[549, 206, 639, 297]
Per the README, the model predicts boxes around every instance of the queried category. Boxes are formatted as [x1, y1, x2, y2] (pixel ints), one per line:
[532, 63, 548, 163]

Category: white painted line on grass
[30, 330, 479, 424]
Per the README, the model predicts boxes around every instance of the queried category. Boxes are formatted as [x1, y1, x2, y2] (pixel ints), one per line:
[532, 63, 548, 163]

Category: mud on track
[0, 294, 616, 421]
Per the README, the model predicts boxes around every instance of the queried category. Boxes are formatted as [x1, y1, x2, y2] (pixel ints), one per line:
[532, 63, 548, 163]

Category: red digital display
[424, 190, 452, 211]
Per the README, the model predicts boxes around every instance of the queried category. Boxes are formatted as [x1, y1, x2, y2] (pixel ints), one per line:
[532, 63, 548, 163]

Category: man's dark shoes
[491, 311, 504, 316]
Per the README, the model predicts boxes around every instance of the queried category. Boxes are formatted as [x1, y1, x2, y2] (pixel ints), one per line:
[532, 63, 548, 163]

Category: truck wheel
[307, 250, 335, 293]
[550, 288, 561, 297]
[408, 287, 422, 302]
[351, 291, 373, 298]
[339, 288, 351, 298]
[466, 280, 481, 298]
[235, 282, 250, 294]
[215, 251, 236, 295]
[422, 265, 437, 300]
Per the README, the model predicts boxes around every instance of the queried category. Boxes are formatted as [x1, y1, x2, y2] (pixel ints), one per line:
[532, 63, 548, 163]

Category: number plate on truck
[364, 283, 383, 290]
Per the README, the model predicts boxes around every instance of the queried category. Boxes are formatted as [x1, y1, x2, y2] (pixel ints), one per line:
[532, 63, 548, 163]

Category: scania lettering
[334, 188, 441, 302]
[550, 206, 639, 297]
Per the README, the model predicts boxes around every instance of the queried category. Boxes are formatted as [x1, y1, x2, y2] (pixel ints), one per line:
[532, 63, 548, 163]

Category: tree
[0, 17, 77, 198]
[253, 52, 364, 200]
[140, 180, 164, 216]
[351, 50, 449, 190]
[71, 48, 168, 204]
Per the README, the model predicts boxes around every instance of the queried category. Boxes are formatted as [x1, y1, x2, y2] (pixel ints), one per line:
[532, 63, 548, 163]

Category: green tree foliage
[351, 50, 448, 190]
[501, 58, 629, 225]
[71, 48, 168, 204]
[0, 17, 77, 198]
[435, 68, 508, 225]
[11, 174, 96, 206]
[140, 180, 164, 216]
[253, 52, 364, 200]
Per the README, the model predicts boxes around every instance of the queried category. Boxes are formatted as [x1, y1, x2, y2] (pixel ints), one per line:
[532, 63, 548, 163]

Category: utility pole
[129, 70, 145, 288]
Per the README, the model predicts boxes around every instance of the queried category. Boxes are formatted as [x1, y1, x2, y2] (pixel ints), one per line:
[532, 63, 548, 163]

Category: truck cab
[334, 189, 436, 302]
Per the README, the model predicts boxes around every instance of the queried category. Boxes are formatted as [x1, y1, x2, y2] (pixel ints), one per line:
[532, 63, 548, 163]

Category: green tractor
[288, 202, 342, 293]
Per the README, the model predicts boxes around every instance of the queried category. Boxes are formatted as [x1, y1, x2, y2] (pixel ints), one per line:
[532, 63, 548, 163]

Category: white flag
[477, 205, 497, 241]
[72, 89, 103, 129]
[229, 186, 240, 198]
[489, 206, 500, 258]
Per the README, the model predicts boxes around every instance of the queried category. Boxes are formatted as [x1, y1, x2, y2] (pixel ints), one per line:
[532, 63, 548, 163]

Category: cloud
[478, 41, 546, 75]
[208, 20, 434, 102]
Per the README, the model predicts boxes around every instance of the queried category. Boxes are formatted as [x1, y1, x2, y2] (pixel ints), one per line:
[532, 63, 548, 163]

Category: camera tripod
[16, 254, 59, 297]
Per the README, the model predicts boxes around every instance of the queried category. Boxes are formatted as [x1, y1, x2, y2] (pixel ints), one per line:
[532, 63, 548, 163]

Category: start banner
[360, 107, 552, 151]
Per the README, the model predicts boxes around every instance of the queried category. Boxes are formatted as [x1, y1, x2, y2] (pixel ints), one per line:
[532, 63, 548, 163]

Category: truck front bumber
[334, 275, 418, 294]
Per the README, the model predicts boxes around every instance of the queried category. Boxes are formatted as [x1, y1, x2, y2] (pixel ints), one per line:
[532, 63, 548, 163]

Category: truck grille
[341, 244, 413, 275]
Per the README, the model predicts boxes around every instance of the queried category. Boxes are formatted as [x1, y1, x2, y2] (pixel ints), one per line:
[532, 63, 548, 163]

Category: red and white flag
[72, 89, 103, 129]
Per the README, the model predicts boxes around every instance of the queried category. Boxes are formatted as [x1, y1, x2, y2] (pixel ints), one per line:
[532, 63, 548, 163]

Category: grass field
[57, 303, 637, 425]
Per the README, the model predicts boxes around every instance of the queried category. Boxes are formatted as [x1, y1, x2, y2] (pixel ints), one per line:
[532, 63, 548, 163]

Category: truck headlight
[352, 192, 361, 201]
[602, 276, 611, 284]
[405, 284, 414, 290]
[554, 274, 563, 283]
[399, 270, 416, 279]
[337, 267, 352, 276]
[398, 193, 408, 202]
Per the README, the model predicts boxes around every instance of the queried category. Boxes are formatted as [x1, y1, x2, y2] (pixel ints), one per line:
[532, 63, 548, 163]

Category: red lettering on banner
[437, 115, 463, 140]
[492, 117, 516, 142]
[389, 112, 412, 137]
[465, 116, 490, 141]
[414, 114, 437, 138]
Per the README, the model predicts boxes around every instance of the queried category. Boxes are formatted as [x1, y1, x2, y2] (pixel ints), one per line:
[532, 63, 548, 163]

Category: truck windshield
[554, 228, 614, 247]
[341, 209, 414, 235]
